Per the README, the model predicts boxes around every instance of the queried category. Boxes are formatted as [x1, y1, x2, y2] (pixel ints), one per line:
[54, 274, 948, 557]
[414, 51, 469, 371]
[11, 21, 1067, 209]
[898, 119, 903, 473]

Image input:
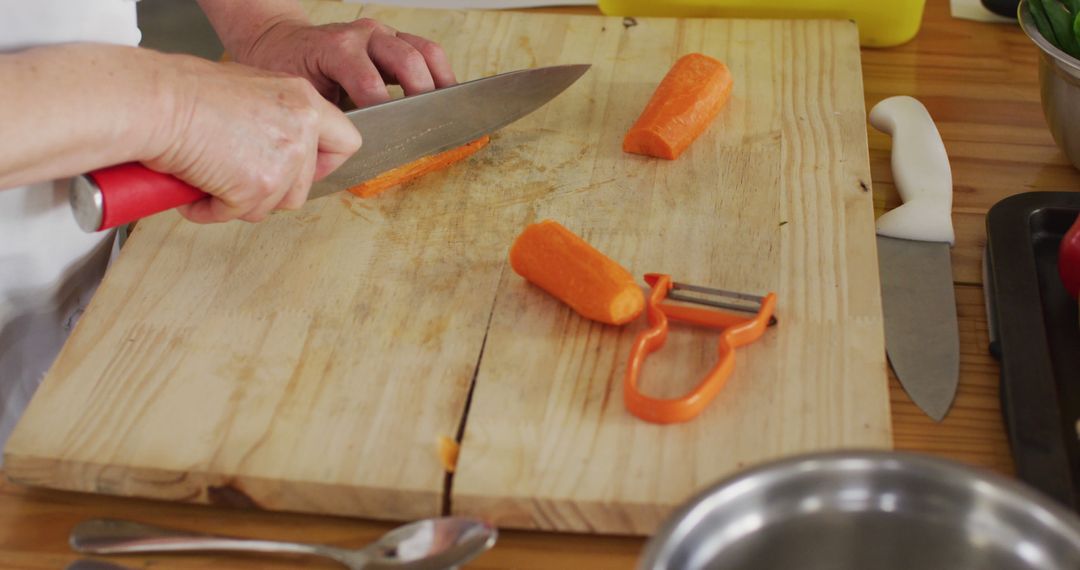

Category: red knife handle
[71, 163, 209, 232]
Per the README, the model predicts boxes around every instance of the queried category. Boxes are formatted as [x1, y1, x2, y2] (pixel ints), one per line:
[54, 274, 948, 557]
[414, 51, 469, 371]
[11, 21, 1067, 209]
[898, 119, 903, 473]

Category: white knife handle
[869, 96, 955, 245]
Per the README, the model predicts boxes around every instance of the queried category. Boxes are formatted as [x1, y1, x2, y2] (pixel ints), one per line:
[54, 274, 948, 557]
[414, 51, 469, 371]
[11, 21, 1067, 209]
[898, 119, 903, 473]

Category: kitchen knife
[70, 64, 591, 233]
[869, 95, 960, 422]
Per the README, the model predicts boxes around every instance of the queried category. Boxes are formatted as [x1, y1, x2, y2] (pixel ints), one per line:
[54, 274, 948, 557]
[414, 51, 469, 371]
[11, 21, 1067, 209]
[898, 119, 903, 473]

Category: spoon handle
[70, 518, 339, 560]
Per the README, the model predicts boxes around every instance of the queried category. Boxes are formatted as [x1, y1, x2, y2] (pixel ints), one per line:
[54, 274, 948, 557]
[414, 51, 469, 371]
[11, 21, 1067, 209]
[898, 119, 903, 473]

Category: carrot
[509, 220, 644, 325]
[623, 53, 733, 160]
[347, 136, 490, 198]
[437, 436, 460, 473]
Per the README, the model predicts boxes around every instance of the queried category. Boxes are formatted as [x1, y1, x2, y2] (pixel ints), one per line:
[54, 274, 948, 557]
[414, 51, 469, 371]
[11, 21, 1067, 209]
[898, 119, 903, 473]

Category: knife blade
[869, 95, 960, 422]
[70, 64, 591, 233]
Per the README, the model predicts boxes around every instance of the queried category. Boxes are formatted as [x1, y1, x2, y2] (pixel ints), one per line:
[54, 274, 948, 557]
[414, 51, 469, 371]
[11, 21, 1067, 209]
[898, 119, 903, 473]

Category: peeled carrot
[623, 53, 733, 160]
[437, 436, 460, 473]
[509, 220, 644, 326]
[347, 136, 490, 198]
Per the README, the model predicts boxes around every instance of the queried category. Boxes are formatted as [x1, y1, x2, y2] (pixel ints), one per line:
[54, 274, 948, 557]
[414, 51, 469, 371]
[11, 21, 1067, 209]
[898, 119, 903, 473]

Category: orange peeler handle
[623, 274, 777, 424]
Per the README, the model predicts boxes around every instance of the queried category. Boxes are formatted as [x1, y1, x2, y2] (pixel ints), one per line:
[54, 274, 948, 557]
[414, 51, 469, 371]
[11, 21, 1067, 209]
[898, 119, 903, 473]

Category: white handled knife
[870, 96, 960, 422]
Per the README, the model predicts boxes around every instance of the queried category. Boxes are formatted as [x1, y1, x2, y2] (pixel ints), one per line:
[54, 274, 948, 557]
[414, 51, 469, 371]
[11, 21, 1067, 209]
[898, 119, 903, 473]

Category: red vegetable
[1060, 215, 1080, 299]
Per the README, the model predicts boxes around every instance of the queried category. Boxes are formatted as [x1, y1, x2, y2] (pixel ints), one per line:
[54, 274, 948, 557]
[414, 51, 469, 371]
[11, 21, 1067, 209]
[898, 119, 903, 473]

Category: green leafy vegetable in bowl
[1028, 0, 1080, 58]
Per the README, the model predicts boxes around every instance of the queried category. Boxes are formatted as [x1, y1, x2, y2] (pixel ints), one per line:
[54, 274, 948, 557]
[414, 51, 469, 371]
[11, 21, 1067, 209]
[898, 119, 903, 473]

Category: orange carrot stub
[437, 436, 459, 473]
[347, 136, 490, 198]
[509, 220, 645, 326]
[623, 53, 733, 160]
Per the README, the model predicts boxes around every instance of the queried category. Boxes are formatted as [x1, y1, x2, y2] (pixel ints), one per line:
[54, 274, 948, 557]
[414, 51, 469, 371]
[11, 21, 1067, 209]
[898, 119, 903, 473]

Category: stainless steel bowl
[639, 451, 1080, 570]
[1019, 0, 1080, 170]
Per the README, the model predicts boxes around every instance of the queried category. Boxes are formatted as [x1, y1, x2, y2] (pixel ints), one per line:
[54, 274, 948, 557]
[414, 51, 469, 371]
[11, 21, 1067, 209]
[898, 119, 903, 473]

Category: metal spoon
[65, 561, 133, 570]
[70, 517, 497, 569]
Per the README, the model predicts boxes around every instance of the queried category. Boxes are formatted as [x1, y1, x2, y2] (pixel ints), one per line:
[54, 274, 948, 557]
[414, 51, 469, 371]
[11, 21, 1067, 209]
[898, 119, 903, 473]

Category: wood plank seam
[443, 263, 509, 516]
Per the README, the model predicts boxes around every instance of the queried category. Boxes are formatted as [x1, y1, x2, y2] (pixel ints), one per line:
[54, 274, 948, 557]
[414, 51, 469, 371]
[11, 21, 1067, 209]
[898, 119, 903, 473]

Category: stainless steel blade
[877, 236, 960, 422]
[309, 64, 590, 199]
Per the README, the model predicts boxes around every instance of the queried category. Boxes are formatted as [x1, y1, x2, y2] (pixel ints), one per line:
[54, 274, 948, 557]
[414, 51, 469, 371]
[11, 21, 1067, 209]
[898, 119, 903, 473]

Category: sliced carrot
[509, 220, 644, 326]
[437, 436, 460, 473]
[623, 53, 733, 160]
[347, 136, 490, 198]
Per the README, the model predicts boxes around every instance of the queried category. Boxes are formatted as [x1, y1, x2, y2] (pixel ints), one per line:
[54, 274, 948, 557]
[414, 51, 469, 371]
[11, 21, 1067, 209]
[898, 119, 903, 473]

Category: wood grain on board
[5, 1, 890, 535]
[450, 13, 891, 533]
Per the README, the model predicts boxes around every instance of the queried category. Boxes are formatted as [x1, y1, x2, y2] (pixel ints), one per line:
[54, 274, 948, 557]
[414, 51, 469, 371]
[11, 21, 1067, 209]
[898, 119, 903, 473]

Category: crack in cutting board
[4, 1, 891, 535]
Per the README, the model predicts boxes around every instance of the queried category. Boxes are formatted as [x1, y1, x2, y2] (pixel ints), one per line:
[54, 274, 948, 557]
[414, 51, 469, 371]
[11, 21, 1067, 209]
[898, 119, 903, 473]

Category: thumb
[312, 96, 362, 180]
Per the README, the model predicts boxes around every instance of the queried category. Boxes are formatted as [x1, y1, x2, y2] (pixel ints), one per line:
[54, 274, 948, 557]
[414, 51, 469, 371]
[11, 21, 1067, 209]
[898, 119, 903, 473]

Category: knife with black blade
[70, 64, 591, 233]
[869, 95, 960, 422]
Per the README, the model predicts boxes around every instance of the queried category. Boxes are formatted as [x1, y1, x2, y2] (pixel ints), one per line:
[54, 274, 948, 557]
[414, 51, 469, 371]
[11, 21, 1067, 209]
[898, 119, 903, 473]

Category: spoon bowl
[363, 517, 498, 569]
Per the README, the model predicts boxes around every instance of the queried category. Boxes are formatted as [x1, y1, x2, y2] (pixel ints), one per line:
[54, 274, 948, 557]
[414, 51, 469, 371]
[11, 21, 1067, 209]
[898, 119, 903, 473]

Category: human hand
[140, 53, 362, 224]
[236, 18, 457, 107]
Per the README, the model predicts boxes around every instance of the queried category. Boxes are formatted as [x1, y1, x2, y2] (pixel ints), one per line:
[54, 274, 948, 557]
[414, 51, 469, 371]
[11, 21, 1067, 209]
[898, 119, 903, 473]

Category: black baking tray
[981, 0, 1020, 18]
[985, 191, 1080, 510]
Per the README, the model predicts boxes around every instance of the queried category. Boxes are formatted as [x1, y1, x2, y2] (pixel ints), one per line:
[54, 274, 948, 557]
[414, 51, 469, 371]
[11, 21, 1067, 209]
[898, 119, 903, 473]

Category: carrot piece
[347, 136, 490, 198]
[437, 436, 460, 473]
[509, 220, 644, 325]
[623, 53, 733, 160]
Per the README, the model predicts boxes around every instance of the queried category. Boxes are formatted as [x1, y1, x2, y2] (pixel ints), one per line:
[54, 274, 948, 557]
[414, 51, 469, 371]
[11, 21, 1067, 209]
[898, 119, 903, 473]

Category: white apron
[0, 0, 141, 455]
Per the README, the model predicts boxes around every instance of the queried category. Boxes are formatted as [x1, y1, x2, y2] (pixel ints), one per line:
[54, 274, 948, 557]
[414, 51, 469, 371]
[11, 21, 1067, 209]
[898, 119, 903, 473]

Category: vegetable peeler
[624, 273, 778, 424]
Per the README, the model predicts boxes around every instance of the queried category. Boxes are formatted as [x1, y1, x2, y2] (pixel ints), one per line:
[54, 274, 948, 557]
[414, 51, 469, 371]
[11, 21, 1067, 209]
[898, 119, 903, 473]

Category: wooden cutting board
[5, 0, 891, 535]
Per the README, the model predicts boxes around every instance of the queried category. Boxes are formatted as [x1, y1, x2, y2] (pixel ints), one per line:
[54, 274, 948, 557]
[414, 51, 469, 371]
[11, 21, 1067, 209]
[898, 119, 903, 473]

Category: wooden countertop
[2, 0, 1076, 567]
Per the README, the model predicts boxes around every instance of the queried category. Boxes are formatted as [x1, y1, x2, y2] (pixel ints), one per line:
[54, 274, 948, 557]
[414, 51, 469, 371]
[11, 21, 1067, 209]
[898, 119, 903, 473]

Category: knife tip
[917, 398, 952, 423]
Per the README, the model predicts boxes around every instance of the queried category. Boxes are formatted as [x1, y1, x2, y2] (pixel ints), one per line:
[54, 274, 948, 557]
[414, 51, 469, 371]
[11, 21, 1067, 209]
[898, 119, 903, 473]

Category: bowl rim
[1018, 0, 1080, 74]
[638, 449, 1080, 570]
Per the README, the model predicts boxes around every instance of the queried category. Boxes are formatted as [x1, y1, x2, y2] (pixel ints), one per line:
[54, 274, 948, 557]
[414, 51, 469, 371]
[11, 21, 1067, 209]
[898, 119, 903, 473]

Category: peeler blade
[666, 281, 778, 326]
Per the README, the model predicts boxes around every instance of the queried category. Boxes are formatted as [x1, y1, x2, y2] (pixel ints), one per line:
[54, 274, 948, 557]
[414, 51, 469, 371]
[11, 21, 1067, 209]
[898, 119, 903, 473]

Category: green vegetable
[1032, 0, 1080, 57]
[1030, 0, 1059, 46]
[1074, 11, 1080, 46]
[1026, 0, 1080, 59]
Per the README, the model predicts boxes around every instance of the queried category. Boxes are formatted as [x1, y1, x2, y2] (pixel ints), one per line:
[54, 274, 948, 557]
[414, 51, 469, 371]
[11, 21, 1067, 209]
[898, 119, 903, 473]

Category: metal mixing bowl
[639, 451, 1080, 570]
[1019, 0, 1080, 171]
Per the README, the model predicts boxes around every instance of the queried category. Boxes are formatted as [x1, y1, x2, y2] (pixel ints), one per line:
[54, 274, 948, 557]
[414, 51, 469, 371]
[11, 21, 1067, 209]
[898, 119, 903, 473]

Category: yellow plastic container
[597, 0, 927, 47]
